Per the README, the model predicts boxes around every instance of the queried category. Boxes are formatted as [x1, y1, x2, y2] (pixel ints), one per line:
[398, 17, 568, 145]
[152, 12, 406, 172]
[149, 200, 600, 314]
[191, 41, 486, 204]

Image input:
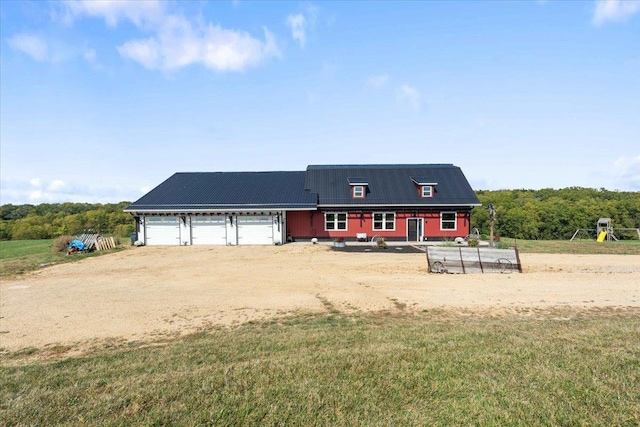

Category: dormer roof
[347, 177, 369, 186]
[411, 177, 438, 186]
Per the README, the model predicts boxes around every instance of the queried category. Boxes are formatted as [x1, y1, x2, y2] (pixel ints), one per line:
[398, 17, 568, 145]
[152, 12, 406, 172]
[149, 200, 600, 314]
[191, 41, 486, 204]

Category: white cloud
[367, 74, 389, 88]
[304, 3, 320, 28]
[49, 180, 65, 191]
[1, 178, 144, 204]
[287, 13, 307, 48]
[29, 190, 43, 202]
[398, 84, 423, 111]
[8, 33, 48, 61]
[62, 1, 280, 72]
[117, 38, 161, 69]
[61, 0, 165, 27]
[10, 1, 278, 73]
[140, 186, 151, 194]
[8, 31, 100, 66]
[611, 155, 640, 190]
[593, 0, 640, 25]
[199, 26, 280, 72]
[286, 3, 319, 49]
[118, 21, 280, 72]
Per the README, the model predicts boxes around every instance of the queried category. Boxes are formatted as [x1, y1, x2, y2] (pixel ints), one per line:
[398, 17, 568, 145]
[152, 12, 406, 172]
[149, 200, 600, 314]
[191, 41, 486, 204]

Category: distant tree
[471, 188, 640, 240]
[0, 202, 134, 240]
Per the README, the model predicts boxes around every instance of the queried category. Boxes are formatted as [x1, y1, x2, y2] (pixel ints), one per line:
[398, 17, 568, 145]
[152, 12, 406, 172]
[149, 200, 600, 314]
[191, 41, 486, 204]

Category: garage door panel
[192, 216, 226, 245]
[237, 216, 273, 245]
[145, 216, 180, 245]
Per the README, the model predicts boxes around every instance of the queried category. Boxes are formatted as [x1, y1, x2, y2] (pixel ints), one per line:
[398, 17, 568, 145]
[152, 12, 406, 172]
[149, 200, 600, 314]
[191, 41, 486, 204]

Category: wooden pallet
[76, 234, 118, 252]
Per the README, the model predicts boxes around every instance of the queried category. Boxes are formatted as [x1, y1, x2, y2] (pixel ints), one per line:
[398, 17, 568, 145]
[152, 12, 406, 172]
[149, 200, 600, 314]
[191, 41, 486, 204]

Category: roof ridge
[307, 164, 455, 169]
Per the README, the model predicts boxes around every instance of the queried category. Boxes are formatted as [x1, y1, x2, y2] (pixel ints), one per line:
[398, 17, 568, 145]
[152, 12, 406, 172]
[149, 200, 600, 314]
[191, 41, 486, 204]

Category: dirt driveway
[1, 245, 639, 352]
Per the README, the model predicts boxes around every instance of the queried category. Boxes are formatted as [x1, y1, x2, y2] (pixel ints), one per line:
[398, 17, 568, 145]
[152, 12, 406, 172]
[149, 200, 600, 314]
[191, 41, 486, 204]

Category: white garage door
[237, 216, 274, 245]
[145, 216, 180, 245]
[192, 216, 226, 245]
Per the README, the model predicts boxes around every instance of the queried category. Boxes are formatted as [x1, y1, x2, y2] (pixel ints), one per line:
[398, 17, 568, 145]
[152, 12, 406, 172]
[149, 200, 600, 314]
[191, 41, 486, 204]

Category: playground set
[570, 218, 640, 242]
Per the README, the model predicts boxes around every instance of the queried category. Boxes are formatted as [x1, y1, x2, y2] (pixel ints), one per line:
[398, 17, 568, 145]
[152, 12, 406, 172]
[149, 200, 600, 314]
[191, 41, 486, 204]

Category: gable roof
[125, 164, 480, 213]
[125, 171, 317, 213]
[305, 164, 480, 207]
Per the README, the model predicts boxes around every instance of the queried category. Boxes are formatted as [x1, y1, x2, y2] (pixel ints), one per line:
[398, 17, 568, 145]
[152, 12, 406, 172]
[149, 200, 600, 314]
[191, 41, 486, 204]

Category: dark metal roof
[305, 164, 480, 207]
[125, 171, 317, 212]
[411, 177, 438, 185]
[347, 177, 368, 185]
[125, 164, 480, 213]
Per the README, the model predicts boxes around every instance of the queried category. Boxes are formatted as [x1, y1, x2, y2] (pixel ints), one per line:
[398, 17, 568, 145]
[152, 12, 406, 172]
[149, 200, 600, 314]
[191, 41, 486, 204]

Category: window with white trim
[421, 185, 432, 197]
[325, 212, 347, 230]
[373, 212, 395, 230]
[440, 212, 456, 230]
[353, 185, 365, 198]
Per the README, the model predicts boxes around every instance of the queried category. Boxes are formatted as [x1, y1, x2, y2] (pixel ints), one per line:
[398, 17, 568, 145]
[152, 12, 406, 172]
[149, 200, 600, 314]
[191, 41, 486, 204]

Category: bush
[51, 235, 74, 253]
[114, 223, 134, 238]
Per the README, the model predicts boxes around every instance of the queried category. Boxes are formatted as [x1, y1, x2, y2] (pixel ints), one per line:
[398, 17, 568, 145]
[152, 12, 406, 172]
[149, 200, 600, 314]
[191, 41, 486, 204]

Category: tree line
[471, 187, 640, 240]
[0, 202, 134, 240]
[1, 188, 638, 241]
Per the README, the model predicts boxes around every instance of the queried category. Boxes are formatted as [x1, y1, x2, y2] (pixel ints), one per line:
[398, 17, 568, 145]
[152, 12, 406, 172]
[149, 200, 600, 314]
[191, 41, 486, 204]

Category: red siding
[286, 210, 471, 241]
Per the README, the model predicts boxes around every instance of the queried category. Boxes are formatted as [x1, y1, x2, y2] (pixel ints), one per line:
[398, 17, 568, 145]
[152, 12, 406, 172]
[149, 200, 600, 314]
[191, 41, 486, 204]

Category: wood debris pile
[75, 233, 119, 252]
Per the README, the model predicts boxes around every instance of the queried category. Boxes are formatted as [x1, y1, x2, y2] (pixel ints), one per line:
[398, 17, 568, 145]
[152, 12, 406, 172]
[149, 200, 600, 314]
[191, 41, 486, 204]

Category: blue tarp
[68, 240, 87, 251]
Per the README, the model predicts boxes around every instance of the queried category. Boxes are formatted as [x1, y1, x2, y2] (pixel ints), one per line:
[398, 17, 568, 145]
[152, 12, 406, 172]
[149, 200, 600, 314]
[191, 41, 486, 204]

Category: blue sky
[1, 0, 639, 204]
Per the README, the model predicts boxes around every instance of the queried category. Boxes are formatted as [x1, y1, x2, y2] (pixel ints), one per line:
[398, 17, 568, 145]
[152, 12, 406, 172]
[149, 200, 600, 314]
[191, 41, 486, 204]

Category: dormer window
[411, 177, 437, 198]
[348, 177, 368, 199]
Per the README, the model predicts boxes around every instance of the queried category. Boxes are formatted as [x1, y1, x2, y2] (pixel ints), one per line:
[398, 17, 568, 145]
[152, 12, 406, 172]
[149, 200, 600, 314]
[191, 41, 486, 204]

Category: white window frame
[440, 211, 457, 231]
[373, 212, 396, 231]
[353, 185, 365, 198]
[325, 212, 348, 231]
[421, 185, 432, 198]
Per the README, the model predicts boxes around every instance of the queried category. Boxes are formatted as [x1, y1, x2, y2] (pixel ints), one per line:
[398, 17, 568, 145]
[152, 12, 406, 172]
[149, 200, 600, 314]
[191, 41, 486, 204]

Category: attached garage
[237, 216, 274, 245]
[191, 216, 227, 245]
[145, 216, 180, 245]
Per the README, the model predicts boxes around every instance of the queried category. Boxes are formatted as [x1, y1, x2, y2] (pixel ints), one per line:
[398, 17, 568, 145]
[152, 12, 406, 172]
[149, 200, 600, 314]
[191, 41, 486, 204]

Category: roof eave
[124, 206, 317, 213]
[317, 203, 482, 208]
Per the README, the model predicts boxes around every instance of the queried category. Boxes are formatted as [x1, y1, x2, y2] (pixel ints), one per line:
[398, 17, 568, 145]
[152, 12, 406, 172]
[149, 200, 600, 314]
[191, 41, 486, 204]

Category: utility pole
[488, 204, 496, 248]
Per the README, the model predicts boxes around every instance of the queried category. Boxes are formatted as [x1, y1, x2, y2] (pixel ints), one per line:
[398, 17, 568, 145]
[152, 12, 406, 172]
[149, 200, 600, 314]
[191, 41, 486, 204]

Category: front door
[407, 218, 423, 242]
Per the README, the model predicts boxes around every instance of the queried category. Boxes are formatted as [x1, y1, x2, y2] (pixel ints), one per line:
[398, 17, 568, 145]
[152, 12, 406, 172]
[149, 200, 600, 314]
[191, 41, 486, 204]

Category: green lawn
[0, 239, 54, 259]
[0, 238, 123, 277]
[499, 238, 640, 255]
[2, 312, 639, 426]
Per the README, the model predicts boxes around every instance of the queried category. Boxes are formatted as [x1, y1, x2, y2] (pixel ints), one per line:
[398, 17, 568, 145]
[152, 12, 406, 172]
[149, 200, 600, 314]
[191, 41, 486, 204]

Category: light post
[488, 204, 496, 248]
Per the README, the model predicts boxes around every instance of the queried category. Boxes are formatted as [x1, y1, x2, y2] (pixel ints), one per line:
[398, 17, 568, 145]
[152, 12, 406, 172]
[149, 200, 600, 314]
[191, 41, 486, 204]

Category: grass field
[2, 312, 639, 426]
[0, 239, 55, 259]
[500, 238, 640, 255]
[0, 238, 123, 277]
[2, 239, 639, 425]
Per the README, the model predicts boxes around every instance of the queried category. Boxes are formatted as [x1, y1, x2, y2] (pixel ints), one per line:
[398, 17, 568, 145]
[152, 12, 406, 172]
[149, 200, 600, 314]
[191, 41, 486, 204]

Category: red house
[288, 164, 480, 242]
[125, 164, 480, 245]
